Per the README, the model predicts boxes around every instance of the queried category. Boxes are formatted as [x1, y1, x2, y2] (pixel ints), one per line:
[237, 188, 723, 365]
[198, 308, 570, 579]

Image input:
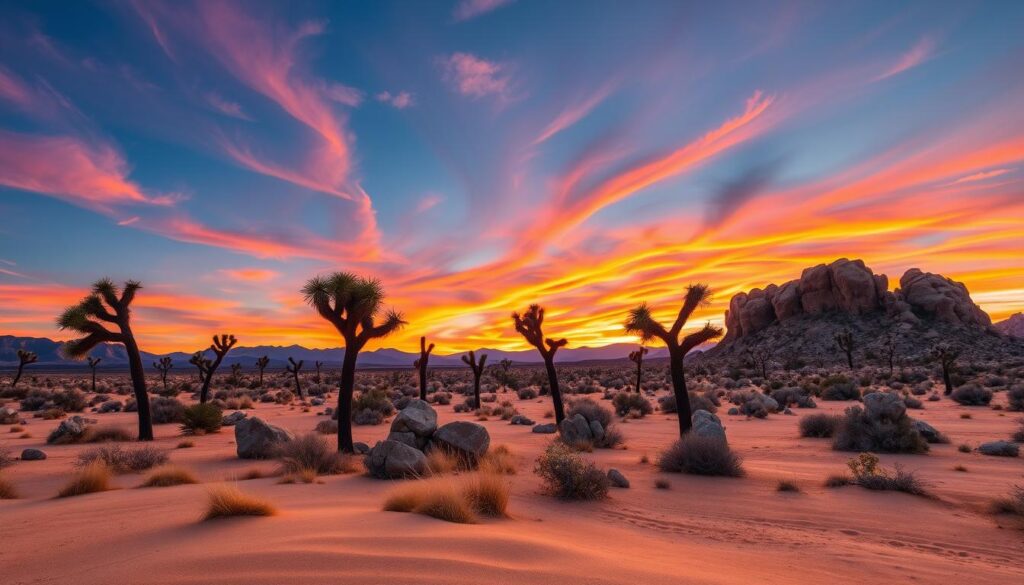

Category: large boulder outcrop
[691, 410, 727, 442]
[47, 415, 91, 445]
[364, 440, 428, 478]
[387, 399, 437, 450]
[235, 417, 294, 459]
[898, 268, 991, 327]
[430, 421, 490, 463]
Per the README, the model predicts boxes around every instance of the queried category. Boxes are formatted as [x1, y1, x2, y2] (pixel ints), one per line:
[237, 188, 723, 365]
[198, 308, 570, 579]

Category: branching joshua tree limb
[87, 356, 102, 393]
[189, 351, 212, 387]
[461, 350, 488, 409]
[930, 343, 960, 395]
[153, 357, 173, 391]
[499, 358, 513, 392]
[12, 349, 38, 388]
[746, 347, 773, 380]
[255, 356, 270, 387]
[413, 336, 435, 400]
[302, 272, 406, 453]
[286, 357, 304, 398]
[196, 334, 237, 403]
[57, 279, 153, 440]
[625, 284, 723, 437]
[834, 329, 855, 369]
[512, 304, 568, 424]
[629, 346, 648, 393]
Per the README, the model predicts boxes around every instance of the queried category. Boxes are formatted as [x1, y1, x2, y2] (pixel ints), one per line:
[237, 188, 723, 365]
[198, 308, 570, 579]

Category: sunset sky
[1, 0, 1022, 354]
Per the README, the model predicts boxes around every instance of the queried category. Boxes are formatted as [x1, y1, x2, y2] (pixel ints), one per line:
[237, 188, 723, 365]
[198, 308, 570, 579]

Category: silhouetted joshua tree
[255, 356, 270, 387]
[57, 279, 153, 441]
[286, 357, 304, 398]
[746, 347, 773, 379]
[196, 334, 237, 403]
[625, 284, 723, 437]
[512, 304, 568, 425]
[153, 357, 173, 391]
[12, 349, 37, 388]
[930, 343, 960, 395]
[629, 346, 648, 393]
[462, 350, 488, 409]
[189, 351, 211, 386]
[498, 358, 513, 392]
[414, 336, 435, 400]
[314, 360, 324, 384]
[87, 356, 102, 393]
[834, 329, 855, 369]
[302, 272, 406, 453]
[229, 363, 243, 386]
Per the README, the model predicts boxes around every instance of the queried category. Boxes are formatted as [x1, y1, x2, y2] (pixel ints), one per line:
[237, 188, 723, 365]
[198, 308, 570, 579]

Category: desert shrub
[276, 433, 352, 476]
[19, 390, 50, 411]
[0, 473, 17, 499]
[777, 480, 801, 492]
[1008, 385, 1024, 412]
[202, 484, 275, 520]
[351, 388, 394, 419]
[76, 444, 169, 473]
[141, 465, 199, 487]
[771, 387, 815, 408]
[612, 392, 653, 417]
[950, 383, 992, 406]
[832, 406, 928, 454]
[799, 413, 843, 438]
[314, 419, 338, 434]
[657, 435, 744, 477]
[991, 485, 1024, 516]
[462, 471, 509, 517]
[82, 426, 134, 443]
[224, 396, 254, 410]
[479, 444, 517, 475]
[1013, 419, 1024, 443]
[567, 398, 613, 430]
[352, 407, 384, 426]
[0, 449, 13, 469]
[181, 403, 223, 435]
[151, 397, 187, 424]
[846, 452, 927, 496]
[52, 388, 87, 412]
[820, 377, 860, 401]
[534, 442, 609, 500]
[660, 392, 718, 415]
[517, 387, 538, 400]
[58, 462, 112, 497]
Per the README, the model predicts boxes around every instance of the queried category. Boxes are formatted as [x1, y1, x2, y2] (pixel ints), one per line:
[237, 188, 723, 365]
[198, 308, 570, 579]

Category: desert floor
[1, 385, 1022, 585]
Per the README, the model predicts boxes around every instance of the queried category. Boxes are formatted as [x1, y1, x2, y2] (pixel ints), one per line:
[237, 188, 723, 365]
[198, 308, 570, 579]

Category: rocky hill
[707, 258, 1019, 365]
[995, 313, 1024, 338]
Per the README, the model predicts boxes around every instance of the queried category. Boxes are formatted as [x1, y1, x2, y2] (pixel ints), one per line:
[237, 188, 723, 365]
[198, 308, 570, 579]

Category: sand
[1, 384, 1022, 585]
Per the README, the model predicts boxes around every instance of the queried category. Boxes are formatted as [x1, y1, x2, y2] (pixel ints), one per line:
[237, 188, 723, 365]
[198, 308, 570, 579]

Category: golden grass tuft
[426, 449, 461, 476]
[0, 474, 17, 499]
[479, 444, 517, 475]
[177, 440, 195, 449]
[462, 471, 510, 517]
[382, 471, 509, 523]
[141, 465, 199, 488]
[58, 462, 112, 498]
[278, 467, 319, 484]
[202, 484, 276, 520]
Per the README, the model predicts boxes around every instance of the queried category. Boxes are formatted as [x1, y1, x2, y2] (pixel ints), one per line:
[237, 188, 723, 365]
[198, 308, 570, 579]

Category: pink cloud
[950, 168, 1012, 185]
[416, 193, 444, 212]
[453, 0, 515, 22]
[205, 92, 250, 120]
[439, 52, 512, 100]
[376, 90, 414, 109]
[875, 36, 936, 81]
[218, 268, 280, 282]
[533, 83, 615, 145]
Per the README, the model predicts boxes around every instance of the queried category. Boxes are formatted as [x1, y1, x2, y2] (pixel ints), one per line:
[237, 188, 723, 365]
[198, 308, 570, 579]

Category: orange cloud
[875, 36, 936, 81]
[218, 268, 280, 282]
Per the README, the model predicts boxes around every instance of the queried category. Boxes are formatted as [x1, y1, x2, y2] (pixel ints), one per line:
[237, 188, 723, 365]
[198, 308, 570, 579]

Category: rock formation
[995, 313, 1024, 338]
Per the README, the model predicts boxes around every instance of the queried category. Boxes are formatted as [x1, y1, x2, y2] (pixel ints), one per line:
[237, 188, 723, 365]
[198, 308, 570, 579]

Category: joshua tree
[512, 304, 568, 424]
[746, 347, 773, 379]
[882, 333, 898, 377]
[414, 336, 435, 400]
[153, 356, 173, 391]
[462, 350, 488, 408]
[57, 279, 153, 441]
[87, 356, 102, 393]
[629, 346, 648, 393]
[834, 329, 855, 369]
[229, 363, 243, 386]
[624, 284, 723, 437]
[302, 272, 406, 453]
[11, 349, 37, 388]
[930, 343, 960, 395]
[314, 360, 324, 384]
[497, 358, 513, 392]
[255, 356, 270, 387]
[189, 351, 212, 386]
[196, 334, 238, 403]
[286, 357, 304, 398]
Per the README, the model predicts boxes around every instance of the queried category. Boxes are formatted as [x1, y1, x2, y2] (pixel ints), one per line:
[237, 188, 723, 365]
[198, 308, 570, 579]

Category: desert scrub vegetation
[58, 461, 113, 498]
[181, 403, 223, 435]
[950, 383, 993, 406]
[832, 405, 928, 454]
[657, 435, 744, 477]
[76, 444, 169, 473]
[382, 471, 509, 523]
[479, 444, 517, 475]
[202, 484, 276, 520]
[82, 426, 134, 443]
[1008, 385, 1024, 412]
[799, 413, 843, 438]
[276, 433, 356, 477]
[534, 442, 609, 500]
[844, 453, 928, 496]
[612, 391, 653, 417]
[0, 473, 17, 499]
[141, 465, 199, 487]
[0, 448, 13, 469]
[990, 485, 1024, 518]
[819, 375, 861, 401]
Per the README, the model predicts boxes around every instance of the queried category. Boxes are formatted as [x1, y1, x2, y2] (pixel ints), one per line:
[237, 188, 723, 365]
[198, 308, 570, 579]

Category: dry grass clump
[479, 444, 517, 475]
[82, 426, 134, 443]
[824, 474, 850, 487]
[382, 471, 509, 523]
[846, 453, 928, 496]
[0, 448, 13, 469]
[1013, 419, 1024, 443]
[0, 473, 17, 499]
[534, 442, 609, 500]
[278, 467, 319, 484]
[426, 448, 461, 475]
[177, 440, 195, 449]
[777, 480, 801, 492]
[58, 462, 112, 498]
[276, 433, 357, 477]
[76, 444, 168, 473]
[141, 465, 199, 488]
[658, 435, 744, 477]
[202, 484, 276, 520]
[798, 413, 843, 438]
[654, 479, 671, 490]
[990, 485, 1024, 517]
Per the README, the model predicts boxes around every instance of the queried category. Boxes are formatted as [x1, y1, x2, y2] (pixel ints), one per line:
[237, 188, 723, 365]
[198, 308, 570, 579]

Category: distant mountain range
[0, 335, 668, 370]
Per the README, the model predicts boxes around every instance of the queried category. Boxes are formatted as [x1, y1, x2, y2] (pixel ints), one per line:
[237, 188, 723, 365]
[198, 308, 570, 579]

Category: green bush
[181, 403, 223, 435]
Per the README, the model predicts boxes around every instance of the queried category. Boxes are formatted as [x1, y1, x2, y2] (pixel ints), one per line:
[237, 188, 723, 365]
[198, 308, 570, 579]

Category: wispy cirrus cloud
[875, 35, 936, 81]
[453, 0, 515, 22]
[204, 92, 250, 120]
[439, 52, 513, 100]
[533, 83, 615, 145]
[376, 90, 414, 109]
[218, 268, 280, 282]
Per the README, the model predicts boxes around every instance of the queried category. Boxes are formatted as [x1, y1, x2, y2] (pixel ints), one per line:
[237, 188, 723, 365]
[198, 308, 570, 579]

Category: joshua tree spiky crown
[461, 349, 488, 375]
[18, 349, 38, 365]
[512, 304, 567, 359]
[189, 351, 212, 377]
[256, 356, 270, 370]
[500, 358, 512, 372]
[56, 279, 142, 358]
[153, 356, 173, 373]
[211, 334, 238, 359]
[302, 272, 406, 349]
[624, 284, 722, 352]
[286, 357, 304, 374]
[413, 336, 435, 369]
[629, 346, 649, 365]
[88, 356, 102, 368]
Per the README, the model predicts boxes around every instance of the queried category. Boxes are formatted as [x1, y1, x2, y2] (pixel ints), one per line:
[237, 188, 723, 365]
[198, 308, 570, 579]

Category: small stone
[978, 441, 1019, 457]
[532, 423, 557, 434]
[20, 448, 46, 461]
[607, 468, 630, 488]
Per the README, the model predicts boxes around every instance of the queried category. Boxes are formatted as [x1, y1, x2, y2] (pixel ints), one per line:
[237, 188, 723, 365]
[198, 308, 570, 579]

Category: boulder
[386, 430, 420, 450]
[799, 263, 838, 314]
[431, 421, 490, 462]
[911, 420, 943, 443]
[532, 423, 557, 434]
[977, 441, 1019, 457]
[899, 268, 991, 327]
[47, 415, 90, 445]
[771, 280, 802, 321]
[691, 410, 727, 442]
[353, 442, 370, 455]
[862, 392, 906, 422]
[234, 417, 294, 459]
[222, 411, 247, 426]
[364, 440, 428, 479]
[390, 400, 437, 438]
[831, 258, 881, 314]
[559, 413, 593, 445]
[588, 420, 606, 443]
[20, 448, 46, 461]
[0, 407, 19, 425]
[509, 415, 535, 426]
[607, 468, 630, 488]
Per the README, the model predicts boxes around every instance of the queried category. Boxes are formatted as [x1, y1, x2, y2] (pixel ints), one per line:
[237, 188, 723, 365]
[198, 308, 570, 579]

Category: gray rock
[310, 397, 325, 406]
[354, 442, 370, 455]
[532, 423, 557, 434]
[509, 415, 535, 426]
[47, 415, 90, 445]
[20, 448, 46, 461]
[911, 420, 943, 443]
[978, 441, 1019, 457]
[783, 407, 795, 415]
[727, 407, 740, 416]
[364, 440, 428, 479]
[559, 413, 593, 445]
[431, 421, 490, 462]
[98, 400, 122, 414]
[391, 399, 437, 438]
[607, 468, 630, 488]
[386, 430, 422, 450]
[222, 411, 247, 426]
[0, 407, 19, 425]
[863, 392, 907, 422]
[691, 410, 727, 443]
[588, 420, 605, 443]
[234, 416, 294, 459]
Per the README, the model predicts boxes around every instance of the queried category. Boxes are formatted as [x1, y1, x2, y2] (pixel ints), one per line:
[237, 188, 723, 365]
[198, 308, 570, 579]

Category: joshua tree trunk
[543, 356, 565, 424]
[338, 344, 358, 453]
[844, 350, 853, 369]
[12, 362, 26, 387]
[419, 360, 429, 400]
[942, 363, 953, 395]
[635, 360, 643, 393]
[124, 333, 153, 441]
[669, 347, 693, 436]
[91, 367, 97, 393]
[293, 369, 303, 397]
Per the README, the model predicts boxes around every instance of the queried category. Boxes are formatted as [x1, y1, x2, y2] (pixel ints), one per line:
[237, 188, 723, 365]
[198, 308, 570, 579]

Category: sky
[1, 0, 1022, 355]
